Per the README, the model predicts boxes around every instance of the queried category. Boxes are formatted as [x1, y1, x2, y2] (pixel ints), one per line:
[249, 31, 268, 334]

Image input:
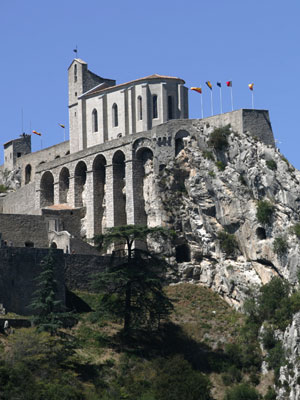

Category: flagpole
[201, 94, 204, 119]
[231, 87, 234, 111]
[210, 91, 213, 116]
[252, 91, 254, 109]
[64, 127, 66, 141]
[219, 87, 223, 114]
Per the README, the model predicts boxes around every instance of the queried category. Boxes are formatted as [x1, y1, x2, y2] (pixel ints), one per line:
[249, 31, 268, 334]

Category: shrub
[273, 237, 288, 256]
[238, 174, 247, 186]
[217, 231, 238, 257]
[208, 125, 230, 151]
[291, 223, 300, 239]
[215, 161, 226, 171]
[262, 327, 276, 350]
[221, 366, 242, 386]
[208, 171, 215, 178]
[266, 159, 277, 171]
[224, 383, 260, 400]
[203, 151, 214, 161]
[264, 387, 276, 400]
[256, 200, 274, 225]
[0, 184, 7, 193]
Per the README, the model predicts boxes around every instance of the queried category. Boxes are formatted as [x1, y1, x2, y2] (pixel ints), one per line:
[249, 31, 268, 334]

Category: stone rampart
[0, 248, 65, 315]
[2, 182, 38, 214]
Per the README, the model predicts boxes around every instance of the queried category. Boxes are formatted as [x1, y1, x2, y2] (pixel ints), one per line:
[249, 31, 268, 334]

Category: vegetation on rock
[266, 159, 277, 171]
[217, 231, 238, 257]
[208, 126, 231, 151]
[256, 200, 274, 225]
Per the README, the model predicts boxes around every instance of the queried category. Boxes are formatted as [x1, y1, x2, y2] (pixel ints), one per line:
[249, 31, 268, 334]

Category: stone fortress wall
[0, 59, 275, 253]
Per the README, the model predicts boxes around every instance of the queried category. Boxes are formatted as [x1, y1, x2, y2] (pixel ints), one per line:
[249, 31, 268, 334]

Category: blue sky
[1, 0, 300, 167]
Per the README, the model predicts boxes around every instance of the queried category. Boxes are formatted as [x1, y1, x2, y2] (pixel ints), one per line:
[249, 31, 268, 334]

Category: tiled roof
[83, 73, 185, 98]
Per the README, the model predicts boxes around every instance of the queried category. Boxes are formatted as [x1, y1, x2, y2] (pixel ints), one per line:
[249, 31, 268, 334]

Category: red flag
[191, 87, 202, 94]
[226, 81, 232, 87]
[32, 130, 42, 136]
[248, 83, 254, 91]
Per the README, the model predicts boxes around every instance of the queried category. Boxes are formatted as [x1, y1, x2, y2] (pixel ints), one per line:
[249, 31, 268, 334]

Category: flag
[217, 82, 221, 87]
[59, 124, 65, 128]
[248, 83, 254, 91]
[206, 81, 212, 90]
[226, 81, 232, 87]
[32, 130, 42, 136]
[191, 87, 202, 94]
[73, 48, 78, 53]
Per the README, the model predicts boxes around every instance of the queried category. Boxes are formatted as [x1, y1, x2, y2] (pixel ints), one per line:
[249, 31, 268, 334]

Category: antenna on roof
[73, 45, 78, 58]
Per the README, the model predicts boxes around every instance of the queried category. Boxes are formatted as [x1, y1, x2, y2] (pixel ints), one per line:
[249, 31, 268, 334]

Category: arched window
[25, 164, 32, 185]
[152, 95, 158, 119]
[137, 96, 142, 120]
[112, 103, 118, 127]
[168, 96, 173, 120]
[92, 109, 98, 132]
[74, 64, 77, 83]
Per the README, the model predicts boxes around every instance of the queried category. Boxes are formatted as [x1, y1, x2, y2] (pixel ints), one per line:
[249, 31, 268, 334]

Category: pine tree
[94, 225, 175, 335]
[30, 248, 66, 335]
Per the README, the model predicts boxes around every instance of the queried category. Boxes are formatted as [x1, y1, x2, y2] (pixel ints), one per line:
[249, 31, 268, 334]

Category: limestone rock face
[278, 312, 300, 400]
[153, 125, 300, 308]
[0, 167, 21, 191]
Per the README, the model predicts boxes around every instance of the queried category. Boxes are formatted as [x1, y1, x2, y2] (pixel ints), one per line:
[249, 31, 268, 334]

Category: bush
[224, 383, 260, 400]
[238, 174, 247, 186]
[291, 223, 300, 239]
[215, 161, 226, 171]
[203, 151, 214, 161]
[208, 126, 230, 151]
[266, 160, 277, 171]
[256, 200, 274, 225]
[208, 171, 215, 178]
[262, 327, 276, 350]
[264, 387, 276, 400]
[0, 184, 7, 193]
[273, 237, 288, 256]
[217, 231, 238, 257]
[221, 366, 242, 386]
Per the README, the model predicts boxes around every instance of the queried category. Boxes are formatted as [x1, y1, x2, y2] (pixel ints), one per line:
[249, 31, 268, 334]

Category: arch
[135, 147, 154, 225]
[50, 242, 57, 249]
[74, 161, 87, 207]
[92, 108, 98, 132]
[55, 155, 60, 159]
[112, 150, 126, 226]
[152, 95, 158, 119]
[59, 167, 70, 204]
[40, 171, 54, 207]
[25, 164, 32, 185]
[93, 154, 106, 235]
[175, 130, 189, 156]
[112, 103, 118, 127]
[137, 96, 142, 120]
[168, 95, 173, 120]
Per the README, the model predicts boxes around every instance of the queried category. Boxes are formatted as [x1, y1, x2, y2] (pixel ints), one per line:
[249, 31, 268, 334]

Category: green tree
[94, 225, 175, 335]
[30, 248, 67, 335]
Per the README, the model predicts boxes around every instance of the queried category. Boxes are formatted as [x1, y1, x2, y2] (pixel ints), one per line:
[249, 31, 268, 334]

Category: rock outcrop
[154, 124, 300, 308]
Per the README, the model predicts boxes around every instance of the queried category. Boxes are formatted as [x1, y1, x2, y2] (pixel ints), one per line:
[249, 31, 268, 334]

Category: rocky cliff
[150, 123, 300, 308]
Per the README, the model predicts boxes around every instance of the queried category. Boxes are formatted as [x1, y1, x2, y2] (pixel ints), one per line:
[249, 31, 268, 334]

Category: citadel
[0, 58, 275, 254]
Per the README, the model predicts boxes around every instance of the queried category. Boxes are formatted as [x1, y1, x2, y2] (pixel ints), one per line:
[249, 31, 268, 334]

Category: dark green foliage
[30, 249, 68, 335]
[215, 160, 226, 171]
[208, 170, 215, 178]
[208, 125, 230, 151]
[224, 383, 260, 400]
[94, 225, 174, 335]
[217, 231, 238, 257]
[239, 174, 247, 186]
[291, 223, 300, 239]
[266, 159, 277, 171]
[256, 200, 274, 225]
[264, 387, 277, 400]
[262, 327, 277, 350]
[266, 341, 286, 382]
[221, 365, 242, 386]
[273, 237, 288, 256]
[203, 151, 215, 161]
[0, 184, 7, 193]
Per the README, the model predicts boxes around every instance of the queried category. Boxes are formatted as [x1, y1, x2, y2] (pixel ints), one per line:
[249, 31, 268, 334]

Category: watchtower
[3, 134, 31, 171]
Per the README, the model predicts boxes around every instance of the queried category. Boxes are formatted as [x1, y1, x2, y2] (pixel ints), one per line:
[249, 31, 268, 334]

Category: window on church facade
[152, 95, 158, 119]
[137, 96, 142, 120]
[112, 104, 118, 127]
[92, 109, 98, 132]
[168, 96, 173, 120]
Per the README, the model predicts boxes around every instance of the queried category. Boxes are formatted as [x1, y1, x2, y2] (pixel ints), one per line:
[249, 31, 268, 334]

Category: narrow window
[92, 109, 98, 132]
[137, 96, 142, 120]
[152, 95, 158, 119]
[74, 64, 77, 83]
[168, 96, 173, 120]
[112, 103, 118, 127]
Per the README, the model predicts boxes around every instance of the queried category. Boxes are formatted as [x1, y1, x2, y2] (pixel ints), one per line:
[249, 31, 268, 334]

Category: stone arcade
[0, 59, 275, 252]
